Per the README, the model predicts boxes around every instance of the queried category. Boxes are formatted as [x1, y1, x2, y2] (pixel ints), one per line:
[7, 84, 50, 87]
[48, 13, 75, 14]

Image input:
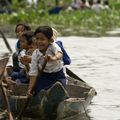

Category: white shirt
[29, 43, 63, 76]
[18, 49, 26, 68]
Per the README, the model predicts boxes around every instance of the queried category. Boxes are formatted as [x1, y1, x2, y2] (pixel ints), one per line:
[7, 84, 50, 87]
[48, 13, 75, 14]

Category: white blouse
[29, 43, 63, 76]
[18, 49, 26, 69]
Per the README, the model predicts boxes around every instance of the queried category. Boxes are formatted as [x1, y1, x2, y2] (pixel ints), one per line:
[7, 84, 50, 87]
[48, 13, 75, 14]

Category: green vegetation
[0, 0, 120, 37]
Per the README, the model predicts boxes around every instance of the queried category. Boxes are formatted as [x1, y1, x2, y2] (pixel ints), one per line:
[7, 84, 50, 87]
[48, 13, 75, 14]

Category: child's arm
[48, 51, 63, 61]
[20, 55, 31, 72]
[27, 76, 37, 96]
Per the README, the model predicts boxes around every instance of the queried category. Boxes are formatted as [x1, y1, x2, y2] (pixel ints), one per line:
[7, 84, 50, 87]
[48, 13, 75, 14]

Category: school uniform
[11, 49, 28, 83]
[29, 43, 66, 93]
[12, 40, 21, 71]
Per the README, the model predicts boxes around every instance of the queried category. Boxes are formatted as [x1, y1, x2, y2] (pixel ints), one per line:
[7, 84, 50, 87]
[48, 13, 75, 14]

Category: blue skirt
[34, 69, 66, 94]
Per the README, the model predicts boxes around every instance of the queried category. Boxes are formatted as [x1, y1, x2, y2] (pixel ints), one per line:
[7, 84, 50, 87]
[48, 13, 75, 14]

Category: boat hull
[0, 77, 96, 119]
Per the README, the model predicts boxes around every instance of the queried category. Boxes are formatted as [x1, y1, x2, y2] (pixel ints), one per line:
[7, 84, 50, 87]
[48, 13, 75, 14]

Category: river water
[0, 37, 120, 120]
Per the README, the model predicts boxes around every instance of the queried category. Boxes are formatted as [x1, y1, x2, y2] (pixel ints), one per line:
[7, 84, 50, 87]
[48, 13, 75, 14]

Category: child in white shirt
[28, 26, 67, 95]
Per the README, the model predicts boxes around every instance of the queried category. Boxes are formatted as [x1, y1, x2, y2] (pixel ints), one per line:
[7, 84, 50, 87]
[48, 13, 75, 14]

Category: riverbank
[1, 24, 120, 38]
[0, 0, 120, 37]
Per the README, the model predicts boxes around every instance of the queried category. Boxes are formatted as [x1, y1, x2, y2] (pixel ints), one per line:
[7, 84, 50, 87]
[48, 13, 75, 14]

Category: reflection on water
[1, 37, 120, 120]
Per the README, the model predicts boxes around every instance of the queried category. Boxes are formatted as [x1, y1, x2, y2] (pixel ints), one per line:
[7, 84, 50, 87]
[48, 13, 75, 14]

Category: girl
[19, 31, 36, 69]
[28, 26, 67, 95]
[10, 23, 31, 82]
[11, 31, 35, 83]
[12, 23, 31, 72]
[19, 30, 37, 66]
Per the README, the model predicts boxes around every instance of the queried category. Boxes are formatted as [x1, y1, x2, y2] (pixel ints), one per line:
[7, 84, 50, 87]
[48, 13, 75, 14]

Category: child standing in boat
[28, 26, 67, 95]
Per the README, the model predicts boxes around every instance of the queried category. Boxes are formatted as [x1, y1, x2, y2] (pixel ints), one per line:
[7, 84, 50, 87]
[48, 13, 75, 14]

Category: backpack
[56, 41, 71, 65]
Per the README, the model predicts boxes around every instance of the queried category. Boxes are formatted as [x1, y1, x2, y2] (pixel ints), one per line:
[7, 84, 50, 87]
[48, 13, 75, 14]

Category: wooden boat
[0, 57, 14, 120]
[0, 57, 97, 120]
[0, 110, 7, 120]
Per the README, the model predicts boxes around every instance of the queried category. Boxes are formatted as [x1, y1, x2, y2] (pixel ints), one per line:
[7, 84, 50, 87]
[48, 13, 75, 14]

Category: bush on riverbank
[0, 0, 120, 37]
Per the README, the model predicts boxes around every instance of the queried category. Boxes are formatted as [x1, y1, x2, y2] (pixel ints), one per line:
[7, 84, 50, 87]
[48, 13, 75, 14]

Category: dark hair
[81, 0, 86, 3]
[15, 23, 31, 32]
[97, 0, 101, 4]
[104, 0, 109, 5]
[34, 26, 53, 40]
[88, 0, 93, 6]
[22, 31, 34, 45]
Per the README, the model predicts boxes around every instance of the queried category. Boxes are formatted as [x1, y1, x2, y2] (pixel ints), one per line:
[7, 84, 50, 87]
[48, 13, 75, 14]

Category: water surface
[0, 37, 120, 120]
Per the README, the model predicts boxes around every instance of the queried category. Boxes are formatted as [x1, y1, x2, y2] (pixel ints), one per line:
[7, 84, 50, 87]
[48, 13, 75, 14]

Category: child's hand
[20, 55, 31, 64]
[47, 52, 62, 61]
[27, 89, 33, 98]
[3, 77, 16, 89]
[47, 55, 57, 61]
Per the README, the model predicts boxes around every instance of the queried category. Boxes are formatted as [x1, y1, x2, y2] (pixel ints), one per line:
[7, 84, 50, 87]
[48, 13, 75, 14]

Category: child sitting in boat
[12, 23, 31, 72]
[28, 25, 67, 95]
[12, 31, 36, 84]
[10, 23, 31, 83]
[19, 31, 36, 71]
[52, 28, 71, 66]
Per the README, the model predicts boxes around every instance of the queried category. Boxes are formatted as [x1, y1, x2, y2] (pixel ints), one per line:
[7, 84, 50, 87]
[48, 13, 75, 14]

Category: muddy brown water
[0, 37, 120, 120]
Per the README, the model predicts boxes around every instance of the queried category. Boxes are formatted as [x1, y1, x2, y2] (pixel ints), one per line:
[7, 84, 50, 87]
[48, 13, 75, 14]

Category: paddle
[66, 67, 85, 83]
[16, 57, 48, 120]
[0, 83, 14, 120]
[0, 57, 14, 120]
[0, 30, 13, 53]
